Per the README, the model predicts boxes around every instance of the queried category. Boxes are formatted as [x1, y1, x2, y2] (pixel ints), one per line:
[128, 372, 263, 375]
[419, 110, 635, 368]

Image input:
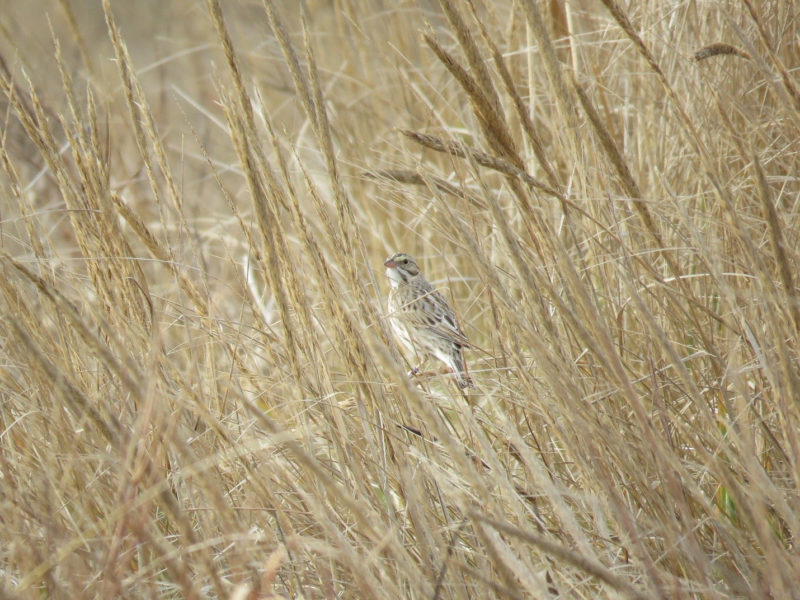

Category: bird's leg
[438, 364, 472, 389]
[409, 357, 428, 378]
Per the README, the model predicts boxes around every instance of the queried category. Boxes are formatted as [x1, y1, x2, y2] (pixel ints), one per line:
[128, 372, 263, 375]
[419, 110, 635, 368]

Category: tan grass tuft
[1, 1, 799, 598]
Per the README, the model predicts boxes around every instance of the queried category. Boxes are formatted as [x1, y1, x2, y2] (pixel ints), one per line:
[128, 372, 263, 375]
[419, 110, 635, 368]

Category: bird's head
[384, 253, 420, 287]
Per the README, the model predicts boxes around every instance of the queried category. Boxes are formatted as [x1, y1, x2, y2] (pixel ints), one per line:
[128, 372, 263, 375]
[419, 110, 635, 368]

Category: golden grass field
[1, 0, 799, 598]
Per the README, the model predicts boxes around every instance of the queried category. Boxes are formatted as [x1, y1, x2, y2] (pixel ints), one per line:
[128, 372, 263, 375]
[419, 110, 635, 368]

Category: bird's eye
[400, 258, 407, 264]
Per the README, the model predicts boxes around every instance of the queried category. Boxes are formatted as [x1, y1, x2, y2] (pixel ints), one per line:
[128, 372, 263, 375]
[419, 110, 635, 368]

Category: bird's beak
[384, 257, 396, 268]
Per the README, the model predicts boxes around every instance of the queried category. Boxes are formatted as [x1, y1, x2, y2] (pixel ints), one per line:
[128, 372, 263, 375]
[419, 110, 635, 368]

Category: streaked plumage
[384, 253, 472, 387]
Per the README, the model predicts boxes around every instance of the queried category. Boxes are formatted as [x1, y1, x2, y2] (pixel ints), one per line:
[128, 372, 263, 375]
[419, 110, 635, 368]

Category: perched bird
[384, 252, 472, 388]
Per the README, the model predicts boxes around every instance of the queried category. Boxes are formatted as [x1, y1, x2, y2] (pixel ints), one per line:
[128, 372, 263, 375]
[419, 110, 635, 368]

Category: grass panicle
[1, 1, 799, 598]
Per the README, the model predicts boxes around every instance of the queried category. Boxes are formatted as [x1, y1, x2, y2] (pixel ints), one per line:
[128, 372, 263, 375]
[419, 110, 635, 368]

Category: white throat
[386, 267, 404, 289]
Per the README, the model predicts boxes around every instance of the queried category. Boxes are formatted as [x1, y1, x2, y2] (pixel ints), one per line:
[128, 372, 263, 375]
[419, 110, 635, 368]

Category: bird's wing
[432, 292, 469, 348]
[390, 285, 470, 347]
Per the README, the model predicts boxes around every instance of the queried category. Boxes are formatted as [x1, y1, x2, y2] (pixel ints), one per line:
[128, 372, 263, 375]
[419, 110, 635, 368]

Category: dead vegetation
[1, 0, 799, 598]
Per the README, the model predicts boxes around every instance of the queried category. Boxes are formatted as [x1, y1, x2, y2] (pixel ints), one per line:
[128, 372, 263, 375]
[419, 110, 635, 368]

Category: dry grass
[1, 0, 799, 598]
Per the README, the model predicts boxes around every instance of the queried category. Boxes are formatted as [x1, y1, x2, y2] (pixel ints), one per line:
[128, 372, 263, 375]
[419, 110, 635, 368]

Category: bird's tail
[451, 349, 473, 389]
